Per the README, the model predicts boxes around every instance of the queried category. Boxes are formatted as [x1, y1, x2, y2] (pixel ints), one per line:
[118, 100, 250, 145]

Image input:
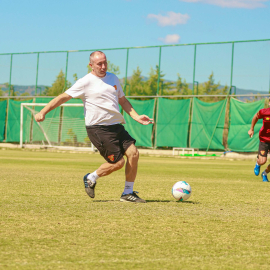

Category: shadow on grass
[92, 200, 200, 204]
[175, 200, 200, 204]
[93, 200, 118, 202]
[144, 200, 171, 203]
[145, 200, 200, 204]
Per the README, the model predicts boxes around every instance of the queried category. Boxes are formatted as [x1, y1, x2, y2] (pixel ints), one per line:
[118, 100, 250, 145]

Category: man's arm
[35, 93, 72, 122]
[248, 113, 259, 138]
[119, 96, 153, 125]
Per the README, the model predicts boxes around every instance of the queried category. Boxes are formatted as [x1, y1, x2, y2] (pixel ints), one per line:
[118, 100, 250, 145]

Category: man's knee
[113, 158, 125, 170]
[131, 147, 139, 161]
[258, 156, 267, 165]
[126, 144, 139, 161]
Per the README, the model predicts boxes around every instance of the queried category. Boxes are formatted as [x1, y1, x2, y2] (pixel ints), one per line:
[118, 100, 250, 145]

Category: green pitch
[1, 149, 270, 269]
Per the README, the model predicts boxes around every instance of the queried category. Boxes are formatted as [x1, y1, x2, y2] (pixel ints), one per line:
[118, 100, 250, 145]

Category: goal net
[20, 103, 95, 151]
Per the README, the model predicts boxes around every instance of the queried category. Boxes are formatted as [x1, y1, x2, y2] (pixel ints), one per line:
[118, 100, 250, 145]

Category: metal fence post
[8, 54, 13, 96]
[230, 42, 235, 94]
[154, 97, 158, 148]
[192, 45, 197, 95]
[4, 98, 9, 142]
[63, 51, 69, 92]
[194, 81, 199, 95]
[124, 48, 129, 95]
[156, 47, 162, 95]
[205, 88, 231, 154]
[188, 97, 194, 148]
[35, 53, 40, 96]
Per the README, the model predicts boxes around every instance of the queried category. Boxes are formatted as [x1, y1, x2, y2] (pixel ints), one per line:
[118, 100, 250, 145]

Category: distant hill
[0, 82, 268, 99]
[0, 84, 47, 96]
[188, 83, 268, 96]
[233, 88, 268, 96]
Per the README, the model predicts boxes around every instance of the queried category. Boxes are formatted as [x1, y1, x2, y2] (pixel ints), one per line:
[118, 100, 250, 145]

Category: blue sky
[0, 0, 270, 91]
[0, 0, 269, 52]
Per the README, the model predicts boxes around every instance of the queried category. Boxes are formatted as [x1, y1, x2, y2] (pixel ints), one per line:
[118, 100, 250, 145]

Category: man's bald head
[89, 51, 106, 64]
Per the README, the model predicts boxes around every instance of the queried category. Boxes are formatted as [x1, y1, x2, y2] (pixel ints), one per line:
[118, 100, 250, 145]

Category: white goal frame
[20, 103, 96, 151]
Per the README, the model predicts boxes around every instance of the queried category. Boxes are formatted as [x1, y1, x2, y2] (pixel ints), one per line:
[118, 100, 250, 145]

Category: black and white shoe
[120, 191, 146, 203]
[83, 173, 96, 198]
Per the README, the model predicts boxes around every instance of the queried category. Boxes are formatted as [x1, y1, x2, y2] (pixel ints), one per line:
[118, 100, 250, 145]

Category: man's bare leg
[256, 155, 269, 182]
[254, 155, 266, 176]
[257, 155, 266, 166]
[119, 144, 146, 202]
[96, 158, 125, 177]
[125, 143, 139, 183]
[121, 144, 139, 195]
[84, 158, 125, 198]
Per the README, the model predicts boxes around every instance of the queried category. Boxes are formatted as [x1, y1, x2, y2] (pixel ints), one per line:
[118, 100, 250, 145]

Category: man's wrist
[39, 110, 46, 117]
[132, 114, 139, 121]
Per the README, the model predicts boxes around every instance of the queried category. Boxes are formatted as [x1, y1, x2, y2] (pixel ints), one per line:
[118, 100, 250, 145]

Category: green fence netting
[190, 98, 227, 150]
[61, 98, 88, 146]
[155, 98, 191, 148]
[31, 97, 61, 144]
[227, 98, 265, 152]
[3, 96, 267, 151]
[123, 98, 155, 147]
[6, 99, 33, 142]
[0, 100, 7, 142]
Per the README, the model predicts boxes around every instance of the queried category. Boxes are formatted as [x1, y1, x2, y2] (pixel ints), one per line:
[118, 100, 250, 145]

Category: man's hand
[248, 113, 259, 138]
[119, 96, 154, 125]
[248, 129, 254, 138]
[33, 93, 72, 123]
[136, 115, 154, 125]
[35, 112, 45, 122]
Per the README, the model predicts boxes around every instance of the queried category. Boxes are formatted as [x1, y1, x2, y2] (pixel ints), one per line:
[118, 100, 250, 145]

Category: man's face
[90, 53, 107, 77]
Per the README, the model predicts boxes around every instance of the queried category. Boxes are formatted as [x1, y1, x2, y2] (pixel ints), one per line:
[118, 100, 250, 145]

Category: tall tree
[107, 61, 120, 75]
[0, 85, 4, 96]
[198, 72, 229, 102]
[43, 70, 71, 96]
[175, 73, 191, 95]
[125, 67, 145, 96]
[163, 73, 192, 98]
[73, 73, 78, 82]
[144, 65, 173, 96]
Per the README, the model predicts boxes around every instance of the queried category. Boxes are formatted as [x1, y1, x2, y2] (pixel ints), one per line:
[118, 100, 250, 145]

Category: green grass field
[1, 148, 270, 269]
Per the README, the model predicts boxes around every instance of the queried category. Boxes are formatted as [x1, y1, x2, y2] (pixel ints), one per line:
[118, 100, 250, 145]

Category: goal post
[20, 103, 96, 151]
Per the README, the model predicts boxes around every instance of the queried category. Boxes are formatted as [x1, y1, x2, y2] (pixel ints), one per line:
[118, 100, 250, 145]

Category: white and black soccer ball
[172, 181, 192, 201]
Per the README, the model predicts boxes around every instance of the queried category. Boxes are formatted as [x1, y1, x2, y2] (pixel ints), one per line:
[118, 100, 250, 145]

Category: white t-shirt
[65, 72, 126, 126]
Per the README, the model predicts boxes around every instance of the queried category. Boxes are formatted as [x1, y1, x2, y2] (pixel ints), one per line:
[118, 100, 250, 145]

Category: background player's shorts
[258, 141, 270, 157]
[86, 124, 136, 164]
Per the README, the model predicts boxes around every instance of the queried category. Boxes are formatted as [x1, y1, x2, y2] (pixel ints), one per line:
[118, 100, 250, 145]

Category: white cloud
[159, 34, 181, 44]
[179, 0, 268, 9]
[147, 12, 190, 26]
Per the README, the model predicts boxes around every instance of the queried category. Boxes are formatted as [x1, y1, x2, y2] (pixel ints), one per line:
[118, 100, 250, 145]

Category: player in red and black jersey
[248, 101, 270, 182]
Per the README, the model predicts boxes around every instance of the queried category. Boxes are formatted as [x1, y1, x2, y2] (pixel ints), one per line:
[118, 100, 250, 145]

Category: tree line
[0, 61, 230, 102]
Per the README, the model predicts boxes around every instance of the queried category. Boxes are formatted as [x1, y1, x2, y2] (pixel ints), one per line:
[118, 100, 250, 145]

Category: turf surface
[1, 149, 270, 269]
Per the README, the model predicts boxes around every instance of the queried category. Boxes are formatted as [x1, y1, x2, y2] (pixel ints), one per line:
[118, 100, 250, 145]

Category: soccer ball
[172, 181, 192, 201]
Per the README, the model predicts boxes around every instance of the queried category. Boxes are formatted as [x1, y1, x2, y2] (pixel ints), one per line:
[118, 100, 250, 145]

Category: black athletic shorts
[86, 124, 136, 164]
[258, 141, 270, 157]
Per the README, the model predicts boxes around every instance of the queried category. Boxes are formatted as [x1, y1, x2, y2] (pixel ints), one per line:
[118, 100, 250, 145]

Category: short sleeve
[257, 109, 264, 119]
[116, 77, 125, 98]
[65, 78, 85, 98]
